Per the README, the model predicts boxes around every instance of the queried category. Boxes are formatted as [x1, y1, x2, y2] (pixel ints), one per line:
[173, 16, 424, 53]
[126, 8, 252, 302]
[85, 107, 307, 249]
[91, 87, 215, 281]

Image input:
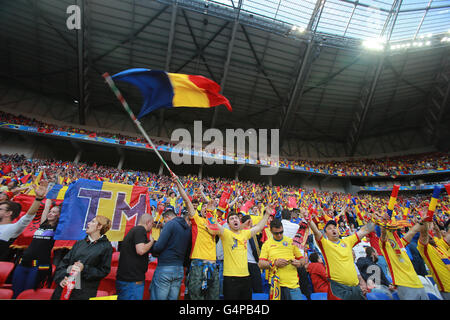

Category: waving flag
[55, 179, 150, 241]
[111, 68, 232, 119]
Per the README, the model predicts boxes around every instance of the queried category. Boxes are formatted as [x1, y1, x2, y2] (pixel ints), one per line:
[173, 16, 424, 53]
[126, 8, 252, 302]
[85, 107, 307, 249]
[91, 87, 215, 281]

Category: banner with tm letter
[54, 179, 149, 241]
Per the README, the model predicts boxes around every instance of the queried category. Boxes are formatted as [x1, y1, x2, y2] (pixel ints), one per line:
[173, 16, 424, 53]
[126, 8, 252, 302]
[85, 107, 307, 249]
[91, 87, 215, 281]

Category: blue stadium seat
[310, 292, 327, 300]
[366, 292, 391, 300]
[391, 292, 400, 300]
[252, 293, 269, 300]
[300, 293, 307, 300]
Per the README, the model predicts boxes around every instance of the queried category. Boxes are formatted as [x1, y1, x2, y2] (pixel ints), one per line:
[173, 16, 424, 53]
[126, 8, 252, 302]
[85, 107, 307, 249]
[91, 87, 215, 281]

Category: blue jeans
[397, 285, 429, 300]
[281, 287, 305, 300]
[11, 265, 39, 298]
[377, 255, 392, 283]
[116, 280, 145, 300]
[149, 265, 184, 300]
[216, 260, 224, 297]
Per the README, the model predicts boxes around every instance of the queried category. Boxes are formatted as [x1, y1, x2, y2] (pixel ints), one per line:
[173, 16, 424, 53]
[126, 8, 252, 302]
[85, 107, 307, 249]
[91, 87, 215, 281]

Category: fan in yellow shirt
[305, 205, 376, 300]
[172, 177, 219, 300]
[417, 221, 450, 300]
[379, 217, 428, 300]
[258, 219, 306, 300]
[209, 205, 272, 300]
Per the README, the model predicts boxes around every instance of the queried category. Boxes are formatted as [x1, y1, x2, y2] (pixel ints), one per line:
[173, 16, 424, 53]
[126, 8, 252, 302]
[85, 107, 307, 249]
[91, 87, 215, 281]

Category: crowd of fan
[0, 152, 449, 300]
[1, 111, 449, 176]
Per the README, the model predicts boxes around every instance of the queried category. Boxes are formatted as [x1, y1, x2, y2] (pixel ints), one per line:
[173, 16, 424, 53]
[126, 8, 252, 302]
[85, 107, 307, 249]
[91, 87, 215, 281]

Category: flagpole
[102, 72, 179, 182]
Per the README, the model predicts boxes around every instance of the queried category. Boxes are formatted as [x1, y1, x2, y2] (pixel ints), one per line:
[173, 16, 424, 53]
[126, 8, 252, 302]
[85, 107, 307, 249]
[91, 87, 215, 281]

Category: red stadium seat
[0, 289, 13, 299]
[111, 252, 120, 267]
[0, 262, 14, 287]
[96, 290, 110, 297]
[98, 278, 116, 296]
[105, 266, 118, 280]
[142, 267, 157, 300]
[16, 288, 54, 300]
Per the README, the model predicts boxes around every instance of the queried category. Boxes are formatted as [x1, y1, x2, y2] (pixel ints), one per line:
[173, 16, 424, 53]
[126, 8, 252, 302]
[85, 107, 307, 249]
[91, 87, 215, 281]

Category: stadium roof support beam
[76, 0, 87, 125]
[278, 0, 326, 144]
[240, 25, 283, 102]
[93, 5, 169, 64]
[158, 1, 178, 137]
[210, 0, 243, 129]
[176, 10, 230, 82]
[424, 50, 450, 147]
[346, 0, 403, 156]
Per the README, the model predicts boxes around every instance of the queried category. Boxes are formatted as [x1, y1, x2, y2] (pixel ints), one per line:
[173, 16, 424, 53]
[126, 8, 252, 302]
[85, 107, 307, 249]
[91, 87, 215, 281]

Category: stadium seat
[16, 288, 54, 300]
[142, 268, 156, 300]
[96, 290, 110, 297]
[366, 292, 391, 300]
[310, 292, 327, 300]
[0, 262, 14, 286]
[252, 292, 269, 300]
[98, 278, 116, 296]
[0, 289, 13, 299]
[111, 252, 120, 267]
[427, 293, 441, 300]
[391, 292, 400, 300]
[105, 266, 118, 280]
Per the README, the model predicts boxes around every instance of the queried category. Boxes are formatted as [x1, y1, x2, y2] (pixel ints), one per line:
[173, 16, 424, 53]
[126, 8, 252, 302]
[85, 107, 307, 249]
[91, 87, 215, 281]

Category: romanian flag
[425, 186, 441, 222]
[402, 200, 411, 220]
[45, 184, 68, 200]
[111, 68, 232, 119]
[386, 185, 400, 218]
[55, 179, 150, 241]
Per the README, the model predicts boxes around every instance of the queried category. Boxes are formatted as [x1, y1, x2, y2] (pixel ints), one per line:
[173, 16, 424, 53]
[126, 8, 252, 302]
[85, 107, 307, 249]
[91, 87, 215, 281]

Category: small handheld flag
[425, 186, 441, 222]
[386, 185, 400, 218]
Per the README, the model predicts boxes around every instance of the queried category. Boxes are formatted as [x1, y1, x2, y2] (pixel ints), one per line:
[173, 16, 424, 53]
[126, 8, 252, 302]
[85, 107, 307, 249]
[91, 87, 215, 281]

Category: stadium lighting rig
[362, 31, 450, 52]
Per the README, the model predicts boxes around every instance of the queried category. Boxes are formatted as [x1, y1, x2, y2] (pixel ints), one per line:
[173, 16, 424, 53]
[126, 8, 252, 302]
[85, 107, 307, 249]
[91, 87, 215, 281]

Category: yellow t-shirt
[259, 236, 303, 288]
[221, 228, 252, 277]
[417, 239, 450, 292]
[436, 238, 450, 256]
[151, 227, 161, 241]
[318, 233, 360, 286]
[190, 214, 216, 261]
[379, 232, 423, 288]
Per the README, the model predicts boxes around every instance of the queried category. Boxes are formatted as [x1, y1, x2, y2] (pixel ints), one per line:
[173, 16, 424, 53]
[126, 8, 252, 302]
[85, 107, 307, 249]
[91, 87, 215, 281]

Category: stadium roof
[0, 0, 449, 158]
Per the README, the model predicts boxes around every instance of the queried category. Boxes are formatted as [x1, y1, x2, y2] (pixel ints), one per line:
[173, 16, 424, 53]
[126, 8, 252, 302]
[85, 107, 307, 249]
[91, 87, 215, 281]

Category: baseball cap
[324, 219, 337, 231]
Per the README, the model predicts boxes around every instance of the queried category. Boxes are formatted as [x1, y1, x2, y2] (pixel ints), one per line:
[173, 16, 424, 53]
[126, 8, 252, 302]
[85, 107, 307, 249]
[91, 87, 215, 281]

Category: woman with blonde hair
[51, 215, 113, 300]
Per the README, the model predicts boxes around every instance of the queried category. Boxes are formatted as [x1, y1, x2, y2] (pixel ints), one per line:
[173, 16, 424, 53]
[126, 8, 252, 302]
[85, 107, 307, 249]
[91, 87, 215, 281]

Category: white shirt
[216, 223, 229, 261]
[281, 219, 299, 239]
[0, 213, 35, 242]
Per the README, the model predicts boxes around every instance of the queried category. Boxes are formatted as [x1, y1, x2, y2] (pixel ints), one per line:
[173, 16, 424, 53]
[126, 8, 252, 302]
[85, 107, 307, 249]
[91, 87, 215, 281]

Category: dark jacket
[356, 256, 390, 287]
[51, 235, 113, 300]
[151, 217, 191, 267]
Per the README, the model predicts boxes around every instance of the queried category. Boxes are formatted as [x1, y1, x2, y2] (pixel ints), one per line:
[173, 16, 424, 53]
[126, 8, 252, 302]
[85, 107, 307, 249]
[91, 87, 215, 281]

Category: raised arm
[418, 221, 430, 245]
[171, 174, 195, 218]
[250, 205, 271, 237]
[40, 198, 53, 224]
[356, 219, 376, 240]
[26, 180, 49, 217]
[303, 207, 322, 241]
[402, 220, 425, 244]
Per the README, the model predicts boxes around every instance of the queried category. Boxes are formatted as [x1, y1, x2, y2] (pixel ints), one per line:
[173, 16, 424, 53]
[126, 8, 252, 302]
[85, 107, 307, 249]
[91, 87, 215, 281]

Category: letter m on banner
[55, 179, 150, 241]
